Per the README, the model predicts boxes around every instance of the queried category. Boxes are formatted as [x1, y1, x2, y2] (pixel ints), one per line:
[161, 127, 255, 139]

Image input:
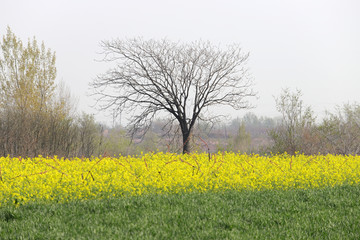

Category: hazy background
[1, 0, 359, 125]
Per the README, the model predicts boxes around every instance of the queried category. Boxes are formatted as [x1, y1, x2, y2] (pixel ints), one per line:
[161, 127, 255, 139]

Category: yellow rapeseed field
[1, 152, 359, 205]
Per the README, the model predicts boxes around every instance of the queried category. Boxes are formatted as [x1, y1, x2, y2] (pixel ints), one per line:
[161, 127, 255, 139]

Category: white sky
[1, 0, 359, 125]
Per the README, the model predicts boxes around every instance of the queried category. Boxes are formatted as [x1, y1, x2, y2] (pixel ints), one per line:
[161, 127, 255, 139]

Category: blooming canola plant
[1, 152, 359, 205]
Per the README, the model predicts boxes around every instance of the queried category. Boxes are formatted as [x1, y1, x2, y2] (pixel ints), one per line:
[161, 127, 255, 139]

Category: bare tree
[269, 89, 315, 155]
[318, 103, 360, 155]
[92, 38, 256, 153]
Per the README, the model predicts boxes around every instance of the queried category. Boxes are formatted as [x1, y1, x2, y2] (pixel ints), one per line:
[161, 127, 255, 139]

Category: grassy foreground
[1, 185, 360, 239]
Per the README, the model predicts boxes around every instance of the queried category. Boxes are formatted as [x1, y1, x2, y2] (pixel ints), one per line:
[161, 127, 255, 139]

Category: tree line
[1, 27, 358, 157]
[0, 27, 103, 157]
[268, 89, 360, 155]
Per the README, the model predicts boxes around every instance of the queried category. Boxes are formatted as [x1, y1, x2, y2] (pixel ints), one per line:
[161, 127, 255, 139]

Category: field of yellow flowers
[1, 152, 359, 205]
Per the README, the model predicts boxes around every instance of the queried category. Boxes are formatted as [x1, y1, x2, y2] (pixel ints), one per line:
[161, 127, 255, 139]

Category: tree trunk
[182, 130, 191, 154]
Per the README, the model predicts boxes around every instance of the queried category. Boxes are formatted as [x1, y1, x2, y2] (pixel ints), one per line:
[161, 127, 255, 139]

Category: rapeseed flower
[0, 153, 359, 205]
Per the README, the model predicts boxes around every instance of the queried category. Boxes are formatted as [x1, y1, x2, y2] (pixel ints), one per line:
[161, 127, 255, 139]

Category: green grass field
[1, 184, 359, 239]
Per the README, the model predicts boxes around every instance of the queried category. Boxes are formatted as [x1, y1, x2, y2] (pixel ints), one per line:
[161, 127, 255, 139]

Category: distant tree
[136, 131, 162, 153]
[242, 112, 260, 126]
[269, 89, 315, 155]
[103, 126, 132, 156]
[229, 122, 251, 152]
[318, 103, 360, 155]
[77, 113, 104, 157]
[92, 38, 256, 153]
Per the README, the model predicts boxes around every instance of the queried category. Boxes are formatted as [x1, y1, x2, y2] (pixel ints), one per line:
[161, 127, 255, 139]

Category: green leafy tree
[0, 27, 81, 157]
[0, 27, 56, 112]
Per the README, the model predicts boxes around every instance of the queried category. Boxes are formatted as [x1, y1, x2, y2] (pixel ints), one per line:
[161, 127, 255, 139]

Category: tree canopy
[92, 38, 256, 153]
[0, 27, 56, 112]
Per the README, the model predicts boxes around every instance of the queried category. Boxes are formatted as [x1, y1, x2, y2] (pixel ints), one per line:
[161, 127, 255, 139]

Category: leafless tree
[269, 89, 316, 155]
[318, 103, 360, 155]
[92, 38, 256, 153]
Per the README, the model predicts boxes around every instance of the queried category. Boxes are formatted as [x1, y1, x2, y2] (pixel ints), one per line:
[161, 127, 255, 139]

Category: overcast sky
[1, 0, 359, 125]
